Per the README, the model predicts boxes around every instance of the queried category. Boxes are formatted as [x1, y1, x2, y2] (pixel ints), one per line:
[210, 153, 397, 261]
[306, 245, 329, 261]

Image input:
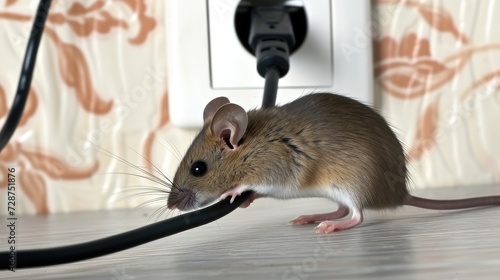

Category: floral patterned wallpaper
[0, 0, 499, 214]
[0, 0, 171, 214]
[373, 0, 500, 189]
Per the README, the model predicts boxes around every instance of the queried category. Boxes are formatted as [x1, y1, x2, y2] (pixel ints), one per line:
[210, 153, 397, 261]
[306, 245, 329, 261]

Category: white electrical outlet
[166, 0, 373, 128]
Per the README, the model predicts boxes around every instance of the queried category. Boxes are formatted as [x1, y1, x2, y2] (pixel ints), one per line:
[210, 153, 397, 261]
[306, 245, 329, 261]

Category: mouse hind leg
[314, 207, 363, 233]
[289, 205, 350, 225]
[290, 204, 364, 233]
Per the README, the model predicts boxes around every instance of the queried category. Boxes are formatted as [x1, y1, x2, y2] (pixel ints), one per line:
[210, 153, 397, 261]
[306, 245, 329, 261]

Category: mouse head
[167, 97, 248, 211]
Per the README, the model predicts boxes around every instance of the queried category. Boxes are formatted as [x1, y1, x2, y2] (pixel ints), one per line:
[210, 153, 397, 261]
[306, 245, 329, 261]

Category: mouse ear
[211, 103, 248, 150]
[203, 97, 230, 122]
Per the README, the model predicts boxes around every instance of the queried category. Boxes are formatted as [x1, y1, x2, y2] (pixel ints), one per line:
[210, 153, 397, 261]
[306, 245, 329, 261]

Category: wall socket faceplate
[166, 0, 373, 128]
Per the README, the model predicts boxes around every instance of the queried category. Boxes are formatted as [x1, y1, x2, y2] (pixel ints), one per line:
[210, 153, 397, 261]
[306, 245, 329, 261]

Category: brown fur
[167, 93, 409, 210]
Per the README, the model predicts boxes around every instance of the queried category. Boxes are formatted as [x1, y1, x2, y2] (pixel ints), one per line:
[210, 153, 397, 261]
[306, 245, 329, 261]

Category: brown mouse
[167, 93, 500, 233]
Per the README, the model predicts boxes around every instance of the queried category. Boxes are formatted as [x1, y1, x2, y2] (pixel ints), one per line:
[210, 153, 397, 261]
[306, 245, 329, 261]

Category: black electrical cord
[262, 66, 280, 109]
[0, 0, 291, 271]
[0, 193, 252, 270]
[0, 0, 52, 152]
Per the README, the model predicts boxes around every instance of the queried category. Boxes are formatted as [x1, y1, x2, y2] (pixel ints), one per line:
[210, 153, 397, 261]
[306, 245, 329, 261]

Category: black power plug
[235, 0, 308, 59]
[234, 0, 308, 108]
[249, 6, 295, 78]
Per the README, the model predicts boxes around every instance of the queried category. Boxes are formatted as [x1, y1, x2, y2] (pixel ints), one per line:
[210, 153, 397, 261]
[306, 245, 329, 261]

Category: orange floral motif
[18, 169, 48, 213]
[5, 0, 18, 7]
[406, 101, 439, 161]
[157, 92, 170, 129]
[0, 143, 99, 214]
[49, 1, 127, 35]
[417, 4, 468, 44]
[118, 0, 157, 44]
[376, 0, 468, 44]
[143, 91, 169, 171]
[460, 70, 500, 102]
[374, 0, 500, 166]
[0, 0, 158, 213]
[373, 33, 469, 99]
[0, 84, 38, 126]
[0, 0, 157, 116]
[0, 82, 99, 214]
[48, 0, 156, 45]
[0, 85, 7, 119]
[19, 88, 38, 126]
[44, 27, 113, 115]
[0, 12, 30, 21]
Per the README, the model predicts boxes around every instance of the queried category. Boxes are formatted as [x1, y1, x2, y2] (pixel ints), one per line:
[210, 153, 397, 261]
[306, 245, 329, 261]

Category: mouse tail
[404, 195, 500, 210]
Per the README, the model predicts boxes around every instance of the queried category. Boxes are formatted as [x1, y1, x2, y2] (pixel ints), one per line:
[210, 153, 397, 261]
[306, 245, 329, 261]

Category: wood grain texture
[2, 185, 500, 280]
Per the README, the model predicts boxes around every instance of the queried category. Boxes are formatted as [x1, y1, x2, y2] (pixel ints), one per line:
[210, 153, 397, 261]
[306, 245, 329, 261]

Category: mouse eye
[190, 161, 208, 177]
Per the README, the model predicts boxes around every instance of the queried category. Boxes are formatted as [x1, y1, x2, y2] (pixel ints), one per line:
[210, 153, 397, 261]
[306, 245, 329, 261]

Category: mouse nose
[167, 189, 196, 210]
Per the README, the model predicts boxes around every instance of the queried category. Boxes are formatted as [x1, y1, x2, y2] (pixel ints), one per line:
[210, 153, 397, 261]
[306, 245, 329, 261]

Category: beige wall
[373, 0, 500, 189]
[0, 0, 499, 214]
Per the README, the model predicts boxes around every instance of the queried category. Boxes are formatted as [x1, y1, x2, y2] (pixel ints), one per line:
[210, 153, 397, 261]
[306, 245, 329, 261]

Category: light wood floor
[2, 185, 500, 280]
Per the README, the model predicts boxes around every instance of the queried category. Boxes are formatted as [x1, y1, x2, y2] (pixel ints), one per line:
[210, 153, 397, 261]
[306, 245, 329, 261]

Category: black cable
[1, 192, 252, 270]
[262, 66, 280, 108]
[0, 0, 52, 152]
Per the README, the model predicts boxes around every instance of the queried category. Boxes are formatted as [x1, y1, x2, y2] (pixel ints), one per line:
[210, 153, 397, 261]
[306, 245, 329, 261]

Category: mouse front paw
[220, 185, 250, 204]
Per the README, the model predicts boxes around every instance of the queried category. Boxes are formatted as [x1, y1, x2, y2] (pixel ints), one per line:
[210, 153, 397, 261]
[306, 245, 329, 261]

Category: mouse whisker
[112, 190, 170, 202]
[104, 172, 172, 188]
[114, 185, 171, 194]
[154, 206, 171, 222]
[171, 183, 182, 192]
[103, 166, 174, 189]
[157, 136, 184, 163]
[156, 205, 177, 222]
[122, 142, 175, 187]
[85, 140, 174, 189]
[167, 207, 180, 220]
[146, 205, 169, 223]
[115, 164, 172, 188]
[166, 208, 180, 220]
[125, 197, 167, 219]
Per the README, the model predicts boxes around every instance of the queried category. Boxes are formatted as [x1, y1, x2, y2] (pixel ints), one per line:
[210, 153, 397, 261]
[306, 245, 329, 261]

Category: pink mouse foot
[289, 205, 350, 225]
[220, 185, 250, 204]
[314, 211, 363, 233]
